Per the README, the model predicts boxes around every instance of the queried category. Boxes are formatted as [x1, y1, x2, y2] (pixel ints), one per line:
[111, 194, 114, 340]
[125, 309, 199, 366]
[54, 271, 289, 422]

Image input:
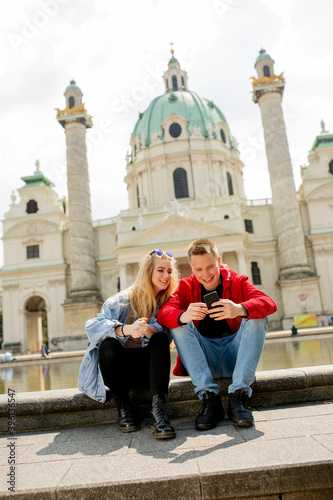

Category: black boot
[114, 396, 139, 433]
[195, 391, 224, 431]
[228, 389, 254, 427]
[149, 394, 176, 439]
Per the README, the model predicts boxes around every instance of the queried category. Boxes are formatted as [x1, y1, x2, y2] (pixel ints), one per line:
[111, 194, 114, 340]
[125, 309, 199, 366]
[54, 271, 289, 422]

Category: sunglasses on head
[150, 249, 173, 258]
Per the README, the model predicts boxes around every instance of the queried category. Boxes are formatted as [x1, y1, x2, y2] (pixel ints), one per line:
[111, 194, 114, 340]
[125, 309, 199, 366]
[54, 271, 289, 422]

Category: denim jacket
[78, 291, 166, 403]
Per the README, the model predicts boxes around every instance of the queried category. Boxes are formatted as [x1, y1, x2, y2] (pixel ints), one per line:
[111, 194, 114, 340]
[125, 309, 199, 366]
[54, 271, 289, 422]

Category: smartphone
[203, 291, 220, 310]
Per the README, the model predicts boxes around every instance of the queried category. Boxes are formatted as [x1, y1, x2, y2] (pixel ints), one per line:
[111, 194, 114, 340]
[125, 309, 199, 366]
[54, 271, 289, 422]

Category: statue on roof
[320, 119, 328, 134]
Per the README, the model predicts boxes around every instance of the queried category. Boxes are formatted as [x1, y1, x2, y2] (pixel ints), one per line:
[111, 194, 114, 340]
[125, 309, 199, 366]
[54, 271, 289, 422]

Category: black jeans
[98, 331, 171, 400]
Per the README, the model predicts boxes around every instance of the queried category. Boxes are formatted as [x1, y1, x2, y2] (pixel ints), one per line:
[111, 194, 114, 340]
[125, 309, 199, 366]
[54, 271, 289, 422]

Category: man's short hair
[187, 239, 219, 261]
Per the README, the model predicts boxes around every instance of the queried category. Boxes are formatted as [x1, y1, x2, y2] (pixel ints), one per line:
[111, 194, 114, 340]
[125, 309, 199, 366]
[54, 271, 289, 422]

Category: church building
[2, 49, 333, 353]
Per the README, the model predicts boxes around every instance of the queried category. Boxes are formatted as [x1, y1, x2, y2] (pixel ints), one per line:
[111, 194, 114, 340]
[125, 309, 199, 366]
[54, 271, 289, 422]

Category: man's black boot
[149, 394, 176, 439]
[195, 391, 224, 431]
[228, 389, 254, 427]
[114, 396, 139, 433]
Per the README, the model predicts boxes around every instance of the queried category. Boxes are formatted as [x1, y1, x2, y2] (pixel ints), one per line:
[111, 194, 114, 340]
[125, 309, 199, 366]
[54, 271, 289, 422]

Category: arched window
[227, 172, 234, 196]
[26, 199, 38, 214]
[251, 262, 261, 285]
[329, 160, 333, 175]
[166, 79, 169, 91]
[181, 76, 185, 89]
[69, 96, 75, 109]
[173, 168, 189, 199]
[137, 185, 140, 208]
[220, 129, 226, 143]
[263, 65, 270, 77]
[245, 219, 254, 233]
[172, 75, 178, 91]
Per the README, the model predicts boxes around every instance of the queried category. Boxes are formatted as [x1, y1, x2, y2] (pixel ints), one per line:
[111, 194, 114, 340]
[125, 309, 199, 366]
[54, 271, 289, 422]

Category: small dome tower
[64, 80, 83, 109]
[163, 46, 188, 93]
[254, 48, 275, 78]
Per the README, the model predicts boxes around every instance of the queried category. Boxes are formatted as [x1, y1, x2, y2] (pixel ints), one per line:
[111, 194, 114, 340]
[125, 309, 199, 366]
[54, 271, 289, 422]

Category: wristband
[121, 324, 125, 337]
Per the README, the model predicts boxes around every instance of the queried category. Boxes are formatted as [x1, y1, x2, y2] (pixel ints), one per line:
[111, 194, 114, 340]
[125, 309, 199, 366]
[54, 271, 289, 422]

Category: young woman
[78, 249, 178, 439]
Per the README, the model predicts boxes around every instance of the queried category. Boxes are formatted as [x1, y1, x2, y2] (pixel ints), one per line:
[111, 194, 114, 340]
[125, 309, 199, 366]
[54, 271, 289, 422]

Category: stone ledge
[1, 462, 332, 499]
[0, 365, 332, 433]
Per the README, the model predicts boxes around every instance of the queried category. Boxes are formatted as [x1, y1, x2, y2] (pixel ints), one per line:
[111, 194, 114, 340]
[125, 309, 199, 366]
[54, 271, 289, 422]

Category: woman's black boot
[149, 394, 176, 439]
[114, 396, 139, 433]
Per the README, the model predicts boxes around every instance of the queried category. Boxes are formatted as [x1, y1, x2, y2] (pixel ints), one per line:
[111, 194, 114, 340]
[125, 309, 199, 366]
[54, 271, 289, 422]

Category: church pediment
[117, 215, 241, 253]
[4, 219, 61, 238]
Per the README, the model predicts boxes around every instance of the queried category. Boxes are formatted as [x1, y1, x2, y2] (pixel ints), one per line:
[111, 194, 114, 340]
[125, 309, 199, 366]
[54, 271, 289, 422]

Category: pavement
[0, 399, 332, 499]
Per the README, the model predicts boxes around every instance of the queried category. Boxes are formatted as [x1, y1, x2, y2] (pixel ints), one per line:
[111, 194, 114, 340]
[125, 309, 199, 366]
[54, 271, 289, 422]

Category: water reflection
[1, 335, 333, 394]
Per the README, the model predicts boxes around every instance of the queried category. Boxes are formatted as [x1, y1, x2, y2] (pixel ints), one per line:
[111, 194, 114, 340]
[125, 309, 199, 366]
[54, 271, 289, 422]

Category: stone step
[1, 365, 332, 434]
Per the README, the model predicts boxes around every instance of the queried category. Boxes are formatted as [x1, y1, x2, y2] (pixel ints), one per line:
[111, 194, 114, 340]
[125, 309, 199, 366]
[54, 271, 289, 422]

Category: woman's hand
[129, 317, 149, 338]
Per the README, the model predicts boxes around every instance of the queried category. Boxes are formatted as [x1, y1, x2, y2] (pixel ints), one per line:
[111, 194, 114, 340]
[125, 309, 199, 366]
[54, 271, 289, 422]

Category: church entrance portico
[25, 295, 48, 354]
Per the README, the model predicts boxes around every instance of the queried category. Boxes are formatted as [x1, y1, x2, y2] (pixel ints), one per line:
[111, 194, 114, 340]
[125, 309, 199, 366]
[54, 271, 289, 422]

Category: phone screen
[203, 291, 219, 310]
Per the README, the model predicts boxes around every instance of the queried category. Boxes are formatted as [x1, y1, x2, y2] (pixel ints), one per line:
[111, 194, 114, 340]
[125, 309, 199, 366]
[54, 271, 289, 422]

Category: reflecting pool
[1, 334, 333, 394]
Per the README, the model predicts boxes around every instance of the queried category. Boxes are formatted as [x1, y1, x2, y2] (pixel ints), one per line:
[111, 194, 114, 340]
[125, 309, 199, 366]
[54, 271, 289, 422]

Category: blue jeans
[171, 318, 268, 399]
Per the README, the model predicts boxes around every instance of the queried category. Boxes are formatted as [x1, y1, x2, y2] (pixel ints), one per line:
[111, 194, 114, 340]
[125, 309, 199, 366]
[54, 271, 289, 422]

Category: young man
[157, 239, 277, 430]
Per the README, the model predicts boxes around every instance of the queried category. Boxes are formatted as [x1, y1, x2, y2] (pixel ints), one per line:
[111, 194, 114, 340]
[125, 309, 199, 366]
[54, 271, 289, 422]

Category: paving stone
[195, 435, 332, 474]
[17, 433, 132, 463]
[58, 450, 200, 488]
[312, 433, 333, 452]
[256, 400, 333, 420]
[236, 413, 333, 441]
[127, 421, 244, 456]
[0, 460, 73, 496]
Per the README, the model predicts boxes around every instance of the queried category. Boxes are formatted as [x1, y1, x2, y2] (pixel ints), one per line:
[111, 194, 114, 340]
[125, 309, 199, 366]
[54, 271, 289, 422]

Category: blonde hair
[127, 251, 178, 322]
[187, 238, 219, 261]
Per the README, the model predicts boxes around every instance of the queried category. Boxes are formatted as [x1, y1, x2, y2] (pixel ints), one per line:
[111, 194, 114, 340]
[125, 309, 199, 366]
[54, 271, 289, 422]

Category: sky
[0, 0, 332, 265]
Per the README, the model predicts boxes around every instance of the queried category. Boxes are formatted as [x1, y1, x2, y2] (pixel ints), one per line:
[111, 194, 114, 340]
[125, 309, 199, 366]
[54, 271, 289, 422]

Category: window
[137, 185, 140, 208]
[181, 76, 185, 89]
[224, 215, 229, 219]
[329, 160, 333, 175]
[263, 65, 270, 77]
[169, 122, 181, 138]
[227, 172, 234, 195]
[220, 129, 226, 143]
[166, 79, 169, 91]
[251, 262, 261, 285]
[27, 245, 39, 259]
[172, 75, 178, 91]
[173, 168, 189, 199]
[69, 96, 75, 109]
[244, 219, 254, 233]
[26, 199, 38, 214]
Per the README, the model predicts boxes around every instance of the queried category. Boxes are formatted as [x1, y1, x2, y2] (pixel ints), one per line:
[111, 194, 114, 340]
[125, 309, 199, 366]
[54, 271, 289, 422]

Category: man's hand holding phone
[205, 295, 248, 320]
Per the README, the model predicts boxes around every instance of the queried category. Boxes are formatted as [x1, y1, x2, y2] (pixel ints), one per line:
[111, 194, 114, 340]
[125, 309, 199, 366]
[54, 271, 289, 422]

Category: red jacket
[157, 265, 277, 376]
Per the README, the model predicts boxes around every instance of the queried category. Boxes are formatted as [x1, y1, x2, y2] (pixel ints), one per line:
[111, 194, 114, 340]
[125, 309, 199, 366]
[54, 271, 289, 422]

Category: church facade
[2, 50, 333, 353]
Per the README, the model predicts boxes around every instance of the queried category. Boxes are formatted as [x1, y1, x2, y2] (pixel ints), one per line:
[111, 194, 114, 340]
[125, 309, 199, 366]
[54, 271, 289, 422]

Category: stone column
[237, 250, 247, 275]
[57, 82, 102, 348]
[64, 121, 99, 299]
[118, 263, 127, 290]
[253, 81, 311, 280]
[252, 55, 322, 326]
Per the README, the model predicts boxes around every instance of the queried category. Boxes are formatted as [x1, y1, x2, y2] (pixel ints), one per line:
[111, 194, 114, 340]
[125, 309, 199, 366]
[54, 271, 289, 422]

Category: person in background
[41, 342, 49, 358]
[291, 323, 298, 336]
[157, 238, 277, 430]
[79, 249, 178, 440]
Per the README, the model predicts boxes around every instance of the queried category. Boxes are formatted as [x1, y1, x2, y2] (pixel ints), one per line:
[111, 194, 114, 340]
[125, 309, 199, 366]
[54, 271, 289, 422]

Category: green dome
[65, 79, 81, 93]
[255, 48, 272, 65]
[133, 90, 232, 147]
